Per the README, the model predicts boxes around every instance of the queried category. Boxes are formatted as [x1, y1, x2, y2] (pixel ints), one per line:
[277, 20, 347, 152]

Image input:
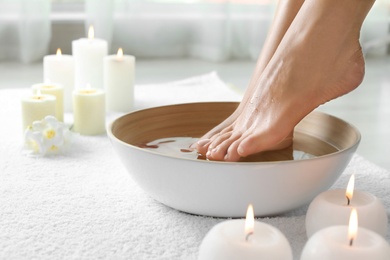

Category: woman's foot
[196, 0, 305, 155]
[197, 0, 374, 162]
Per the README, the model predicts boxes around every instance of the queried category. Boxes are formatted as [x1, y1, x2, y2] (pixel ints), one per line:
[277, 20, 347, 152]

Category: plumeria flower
[23, 116, 72, 157]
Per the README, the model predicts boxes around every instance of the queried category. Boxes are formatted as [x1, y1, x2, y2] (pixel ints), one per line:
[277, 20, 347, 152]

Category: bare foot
[197, 0, 374, 162]
[196, 0, 304, 154]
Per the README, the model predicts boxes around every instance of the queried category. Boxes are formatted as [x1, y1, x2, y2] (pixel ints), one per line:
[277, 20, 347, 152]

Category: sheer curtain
[85, 0, 390, 61]
[0, 0, 388, 64]
[86, 0, 276, 61]
[0, 0, 51, 63]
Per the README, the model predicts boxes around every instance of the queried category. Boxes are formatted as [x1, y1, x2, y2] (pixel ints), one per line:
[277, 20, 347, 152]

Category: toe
[195, 138, 211, 155]
[205, 132, 232, 161]
[237, 134, 267, 157]
[208, 134, 241, 161]
[207, 131, 232, 150]
[224, 140, 242, 162]
[237, 131, 293, 157]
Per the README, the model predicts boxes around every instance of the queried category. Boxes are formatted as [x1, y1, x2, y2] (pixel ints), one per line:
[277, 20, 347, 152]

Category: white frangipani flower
[23, 116, 73, 157]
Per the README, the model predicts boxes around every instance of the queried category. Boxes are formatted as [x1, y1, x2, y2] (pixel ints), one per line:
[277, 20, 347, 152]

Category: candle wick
[245, 231, 253, 242]
[349, 238, 354, 247]
[346, 196, 350, 206]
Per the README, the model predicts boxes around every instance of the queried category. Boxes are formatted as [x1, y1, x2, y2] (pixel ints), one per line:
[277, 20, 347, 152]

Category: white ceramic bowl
[107, 102, 360, 217]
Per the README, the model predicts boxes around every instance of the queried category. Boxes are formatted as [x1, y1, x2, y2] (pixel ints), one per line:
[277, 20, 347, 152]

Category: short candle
[21, 90, 56, 131]
[198, 205, 293, 260]
[301, 209, 390, 260]
[32, 83, 64, 122]
[305, 174, 388, 237]
[72, 86, 105, 135]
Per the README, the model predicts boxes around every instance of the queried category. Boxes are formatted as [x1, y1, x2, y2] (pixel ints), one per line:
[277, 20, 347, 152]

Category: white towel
[0, 73, 388, 260]
[134, 71, 242, 109]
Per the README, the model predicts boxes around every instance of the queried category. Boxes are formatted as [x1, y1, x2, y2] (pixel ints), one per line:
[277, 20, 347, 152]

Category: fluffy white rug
[0, 73, 388, 259]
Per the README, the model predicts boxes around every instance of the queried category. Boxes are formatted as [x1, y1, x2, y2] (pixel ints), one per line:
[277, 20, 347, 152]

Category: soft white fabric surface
[133, 71, 242, 110]
[0, 73, 389, 259]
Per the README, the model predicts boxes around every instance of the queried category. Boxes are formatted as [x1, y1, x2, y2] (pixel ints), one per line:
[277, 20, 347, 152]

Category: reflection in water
[136, 134, 338, 162]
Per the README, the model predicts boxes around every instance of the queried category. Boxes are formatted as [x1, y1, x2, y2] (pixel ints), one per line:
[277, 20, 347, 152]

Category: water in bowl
[136, 132, 339, 162]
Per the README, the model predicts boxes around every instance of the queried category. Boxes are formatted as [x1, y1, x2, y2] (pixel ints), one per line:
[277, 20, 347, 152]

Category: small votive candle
[72, 86, 105, 135]
[32, 83, 64, 122]
[198, 205, 293, 260]
[21, 90, 56, 130]
[301, 209, 390, 260]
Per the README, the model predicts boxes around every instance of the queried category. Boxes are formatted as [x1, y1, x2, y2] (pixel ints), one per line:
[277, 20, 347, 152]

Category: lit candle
[301, 209, 390, 259]
[72, 84, 106, 135]
[21, 89, 56, 131]
[104, 47, 135, 112]
[305, 174, 388, 238]
[198, 205, 293, 260]
[43, 48, 75, 112]
[32, 83, 64, 122]
[72, 26, 108, 89]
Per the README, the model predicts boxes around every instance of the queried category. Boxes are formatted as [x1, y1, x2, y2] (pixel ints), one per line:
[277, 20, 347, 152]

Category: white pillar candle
[32, 83, 64, 122]
[305, 175, 388, 238]
[104, 48, 135, 112]
[21, 91, 56, 131]
[72, 87, 106, 135]
[301, 209, 390, 260]
[72, 26, 108, 90]
[43, 48, 74, 112]
[198, 205, 292, 260]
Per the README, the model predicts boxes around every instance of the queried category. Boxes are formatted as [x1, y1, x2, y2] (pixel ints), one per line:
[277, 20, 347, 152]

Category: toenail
[224, 154, 229, 161]
[238, 146, 245, 156]
[197, 139, 210, 147]
[206, 151, 211, 157]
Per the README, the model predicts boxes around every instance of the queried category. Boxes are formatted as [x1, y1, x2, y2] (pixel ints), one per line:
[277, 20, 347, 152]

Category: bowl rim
[107, 102, 361, 165]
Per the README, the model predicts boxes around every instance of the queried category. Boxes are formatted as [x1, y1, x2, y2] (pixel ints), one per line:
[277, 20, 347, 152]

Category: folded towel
[134, 71, 242, 109]
[0, 73, 388, 260]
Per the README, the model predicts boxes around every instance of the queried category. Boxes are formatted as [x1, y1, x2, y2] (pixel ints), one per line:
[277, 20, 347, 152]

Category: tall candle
[43, 48, 74, 112]
[72, 86, 105, 135]
[21, 91, 56, 131]
[72, 26, 108, 89]
[305, 175, 388, 237]
[32, 83, 64, 122]
[198, 205, 293, 260]
[301, 209, 390, 260]
[104, 48, 135, 112]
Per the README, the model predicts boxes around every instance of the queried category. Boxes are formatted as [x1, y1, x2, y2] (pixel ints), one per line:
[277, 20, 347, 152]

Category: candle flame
[245, 204, 254, 240]
[348, 208, 358, 246]
[117, 48, 124, 58]
[88, 25, 94, 40]
[56, 48, 62, 56]
[32, 88, 43, 99]
[79, 83, 96, 94]
[346, 174, 355, 205]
